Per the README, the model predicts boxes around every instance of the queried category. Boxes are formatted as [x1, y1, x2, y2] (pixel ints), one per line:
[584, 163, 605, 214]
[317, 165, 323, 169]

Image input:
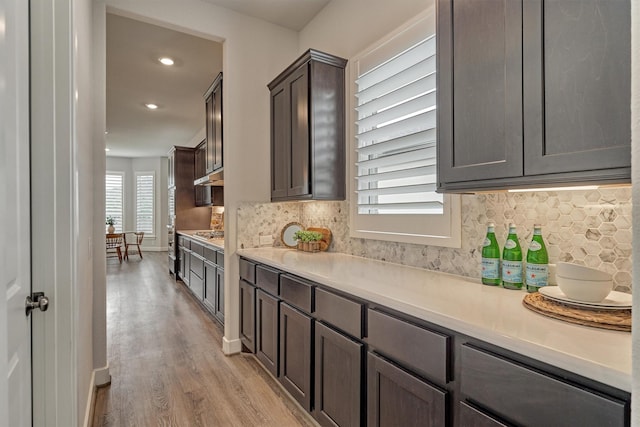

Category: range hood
[194, 169, 224, 186]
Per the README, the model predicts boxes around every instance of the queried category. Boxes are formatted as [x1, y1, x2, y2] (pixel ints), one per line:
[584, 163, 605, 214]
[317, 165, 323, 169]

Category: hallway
[93, 252, 315, 426]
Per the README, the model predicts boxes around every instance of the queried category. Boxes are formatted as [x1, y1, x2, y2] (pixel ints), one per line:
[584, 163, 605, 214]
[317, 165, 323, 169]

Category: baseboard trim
[95, 365, 111, 387]
[139, 246, 168, 252]
[82, 366, 110, 427]
[82, 371, 97, 427]
[222, 336, 242, 355]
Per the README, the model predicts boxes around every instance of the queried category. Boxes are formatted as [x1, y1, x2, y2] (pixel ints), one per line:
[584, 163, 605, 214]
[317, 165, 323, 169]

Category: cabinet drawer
[315, 288, 363, 338]
[459, 401, 508, 427]
[204, 247, 216, 263]
[367, 309, 450, 385]
[460, 344, 628, 427]
[280, 274, 314, 313]
[239, 258, 256, 284]
[190, 254, 204, 280]
[178, 236, 191, 249]
[256, 265, 280, 296]
[216, 251, 224, 268]
[191, 241, 204, 256]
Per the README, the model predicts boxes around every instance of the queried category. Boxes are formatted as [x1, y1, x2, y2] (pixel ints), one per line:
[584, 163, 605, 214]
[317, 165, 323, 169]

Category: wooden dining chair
[106, 233, 124, 263]
[125, 232, 145, 260]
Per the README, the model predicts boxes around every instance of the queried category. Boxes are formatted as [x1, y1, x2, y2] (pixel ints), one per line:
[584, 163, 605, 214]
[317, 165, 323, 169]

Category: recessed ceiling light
[145, 103, 158, 110]
[159, 57, 174, 66]
[105, 148, 110, 152]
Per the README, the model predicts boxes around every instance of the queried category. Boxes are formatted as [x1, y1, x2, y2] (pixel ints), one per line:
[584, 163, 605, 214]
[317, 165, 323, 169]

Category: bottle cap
[488, 222, 495, 227]
[534, 223, 541, 228]
[508, 223, 516, 228]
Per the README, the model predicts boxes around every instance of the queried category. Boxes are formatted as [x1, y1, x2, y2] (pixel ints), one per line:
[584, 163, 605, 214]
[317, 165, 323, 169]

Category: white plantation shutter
[136, 173, 154, 235]
[105, 173, 124, 233]
[349, 8, 461, 248]
[355, 33, 442, 215]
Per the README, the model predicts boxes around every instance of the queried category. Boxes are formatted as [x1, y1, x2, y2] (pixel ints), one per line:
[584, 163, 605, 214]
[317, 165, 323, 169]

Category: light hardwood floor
[93, 252, 316, 427]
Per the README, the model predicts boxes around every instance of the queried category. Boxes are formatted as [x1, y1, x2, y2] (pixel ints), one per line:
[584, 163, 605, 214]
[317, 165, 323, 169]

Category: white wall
[92, 0, 109, 396]
[106, 156, 169, 250]
[299, 0, 431, 58]
[75, 0, 96, 421]
[104, 0, 299, 354]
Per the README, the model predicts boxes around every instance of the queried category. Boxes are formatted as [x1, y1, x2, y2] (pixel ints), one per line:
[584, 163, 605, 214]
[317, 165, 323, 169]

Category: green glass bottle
[526, 224, 549, 293]
[502, 223, 523, 290]
[481, 223, 501, 286]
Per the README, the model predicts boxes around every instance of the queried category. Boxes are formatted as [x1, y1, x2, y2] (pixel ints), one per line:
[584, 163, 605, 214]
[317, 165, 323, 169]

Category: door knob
[25, 292, 49, 316]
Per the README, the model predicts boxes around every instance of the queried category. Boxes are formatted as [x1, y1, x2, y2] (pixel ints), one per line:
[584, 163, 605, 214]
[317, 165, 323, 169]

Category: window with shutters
[350, 8, 461, 247]
[106, 172, 124, 233]
[135, 172, 155, 236]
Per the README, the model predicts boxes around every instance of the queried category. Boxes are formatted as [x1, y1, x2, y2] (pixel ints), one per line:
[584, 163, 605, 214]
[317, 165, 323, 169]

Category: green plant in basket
[293, 230, 323, 243]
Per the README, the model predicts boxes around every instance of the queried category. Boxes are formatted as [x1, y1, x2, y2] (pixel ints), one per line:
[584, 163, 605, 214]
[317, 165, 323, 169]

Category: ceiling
[106, 1, 331, 159]
[201, 0, 330, 31]
[106, 14, 223, 158]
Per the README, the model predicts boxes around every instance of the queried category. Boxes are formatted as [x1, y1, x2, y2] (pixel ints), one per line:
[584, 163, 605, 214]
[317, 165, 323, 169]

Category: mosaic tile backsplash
[236, 188, 632, 291]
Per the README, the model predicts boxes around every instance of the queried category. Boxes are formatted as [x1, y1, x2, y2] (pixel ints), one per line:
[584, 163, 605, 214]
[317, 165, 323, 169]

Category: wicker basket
[297, 241, 320, 253]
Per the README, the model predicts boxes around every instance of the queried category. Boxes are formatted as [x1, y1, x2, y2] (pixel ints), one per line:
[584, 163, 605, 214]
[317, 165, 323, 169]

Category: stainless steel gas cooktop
[194, 230, 224, 239]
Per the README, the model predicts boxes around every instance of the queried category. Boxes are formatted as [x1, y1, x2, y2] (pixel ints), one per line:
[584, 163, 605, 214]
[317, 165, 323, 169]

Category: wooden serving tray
[306, 227, 332, 252]
[523, 293, 631, 332]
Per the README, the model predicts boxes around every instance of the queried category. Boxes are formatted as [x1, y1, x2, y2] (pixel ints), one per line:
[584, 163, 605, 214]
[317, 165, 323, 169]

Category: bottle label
[502, 260, 522, 283]
[483, 238, 491, 247]
[529, 241, 542, 251]
[526, 263, 548, 288]
[504, 239, 517, 250]
[481, 258, 500, 280]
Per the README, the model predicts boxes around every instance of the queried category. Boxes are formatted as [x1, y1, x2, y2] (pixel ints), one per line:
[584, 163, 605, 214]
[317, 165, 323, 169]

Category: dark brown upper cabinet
[437, 0, 631, 193]
[168, 146, 211, 229]
[194, 140, 208, 206]
[205, 72, 223, 174]
[268, 49, 347, 202]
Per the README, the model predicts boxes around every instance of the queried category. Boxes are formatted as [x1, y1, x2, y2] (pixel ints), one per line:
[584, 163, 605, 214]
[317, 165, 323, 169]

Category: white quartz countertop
[177, 230, 224, 250]
[238, 247, 631, 392]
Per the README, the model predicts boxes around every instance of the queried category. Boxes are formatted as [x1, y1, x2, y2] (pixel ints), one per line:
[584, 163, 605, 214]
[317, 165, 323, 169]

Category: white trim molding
[222, 337, 242, 355]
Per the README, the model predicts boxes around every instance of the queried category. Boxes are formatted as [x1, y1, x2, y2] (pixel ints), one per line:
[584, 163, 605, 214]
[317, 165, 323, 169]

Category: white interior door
[0, 0, 33, 425]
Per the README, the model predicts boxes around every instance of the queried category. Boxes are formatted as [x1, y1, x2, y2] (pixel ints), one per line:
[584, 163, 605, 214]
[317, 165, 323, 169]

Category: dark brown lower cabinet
[183, 249, 191, 286]
[239, 257, 630, 427]
[460, 344, 628, 427]
[458, 402, 507, 427]
[204, 262, 216, 311]
[214, 268, 224, 324]
[279, 302, 313, 411]
[189, 271, 203, 300]
[256, 290, 279, 377]
[314, 322, 363, 427]
[367, 352, 447, 427]
[239, 279, 256, 353]
[178, 247, 185, 281]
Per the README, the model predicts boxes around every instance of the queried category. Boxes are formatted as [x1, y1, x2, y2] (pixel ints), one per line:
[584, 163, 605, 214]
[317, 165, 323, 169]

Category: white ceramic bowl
[556, 262, 612, 282]
[556, 275, 613, 303]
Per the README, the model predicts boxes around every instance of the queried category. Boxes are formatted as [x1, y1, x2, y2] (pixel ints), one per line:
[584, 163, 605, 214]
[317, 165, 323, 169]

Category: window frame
[348, 7, 461, 248]
[105, 171, 125, 233]
[134, 171, 155, 238]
